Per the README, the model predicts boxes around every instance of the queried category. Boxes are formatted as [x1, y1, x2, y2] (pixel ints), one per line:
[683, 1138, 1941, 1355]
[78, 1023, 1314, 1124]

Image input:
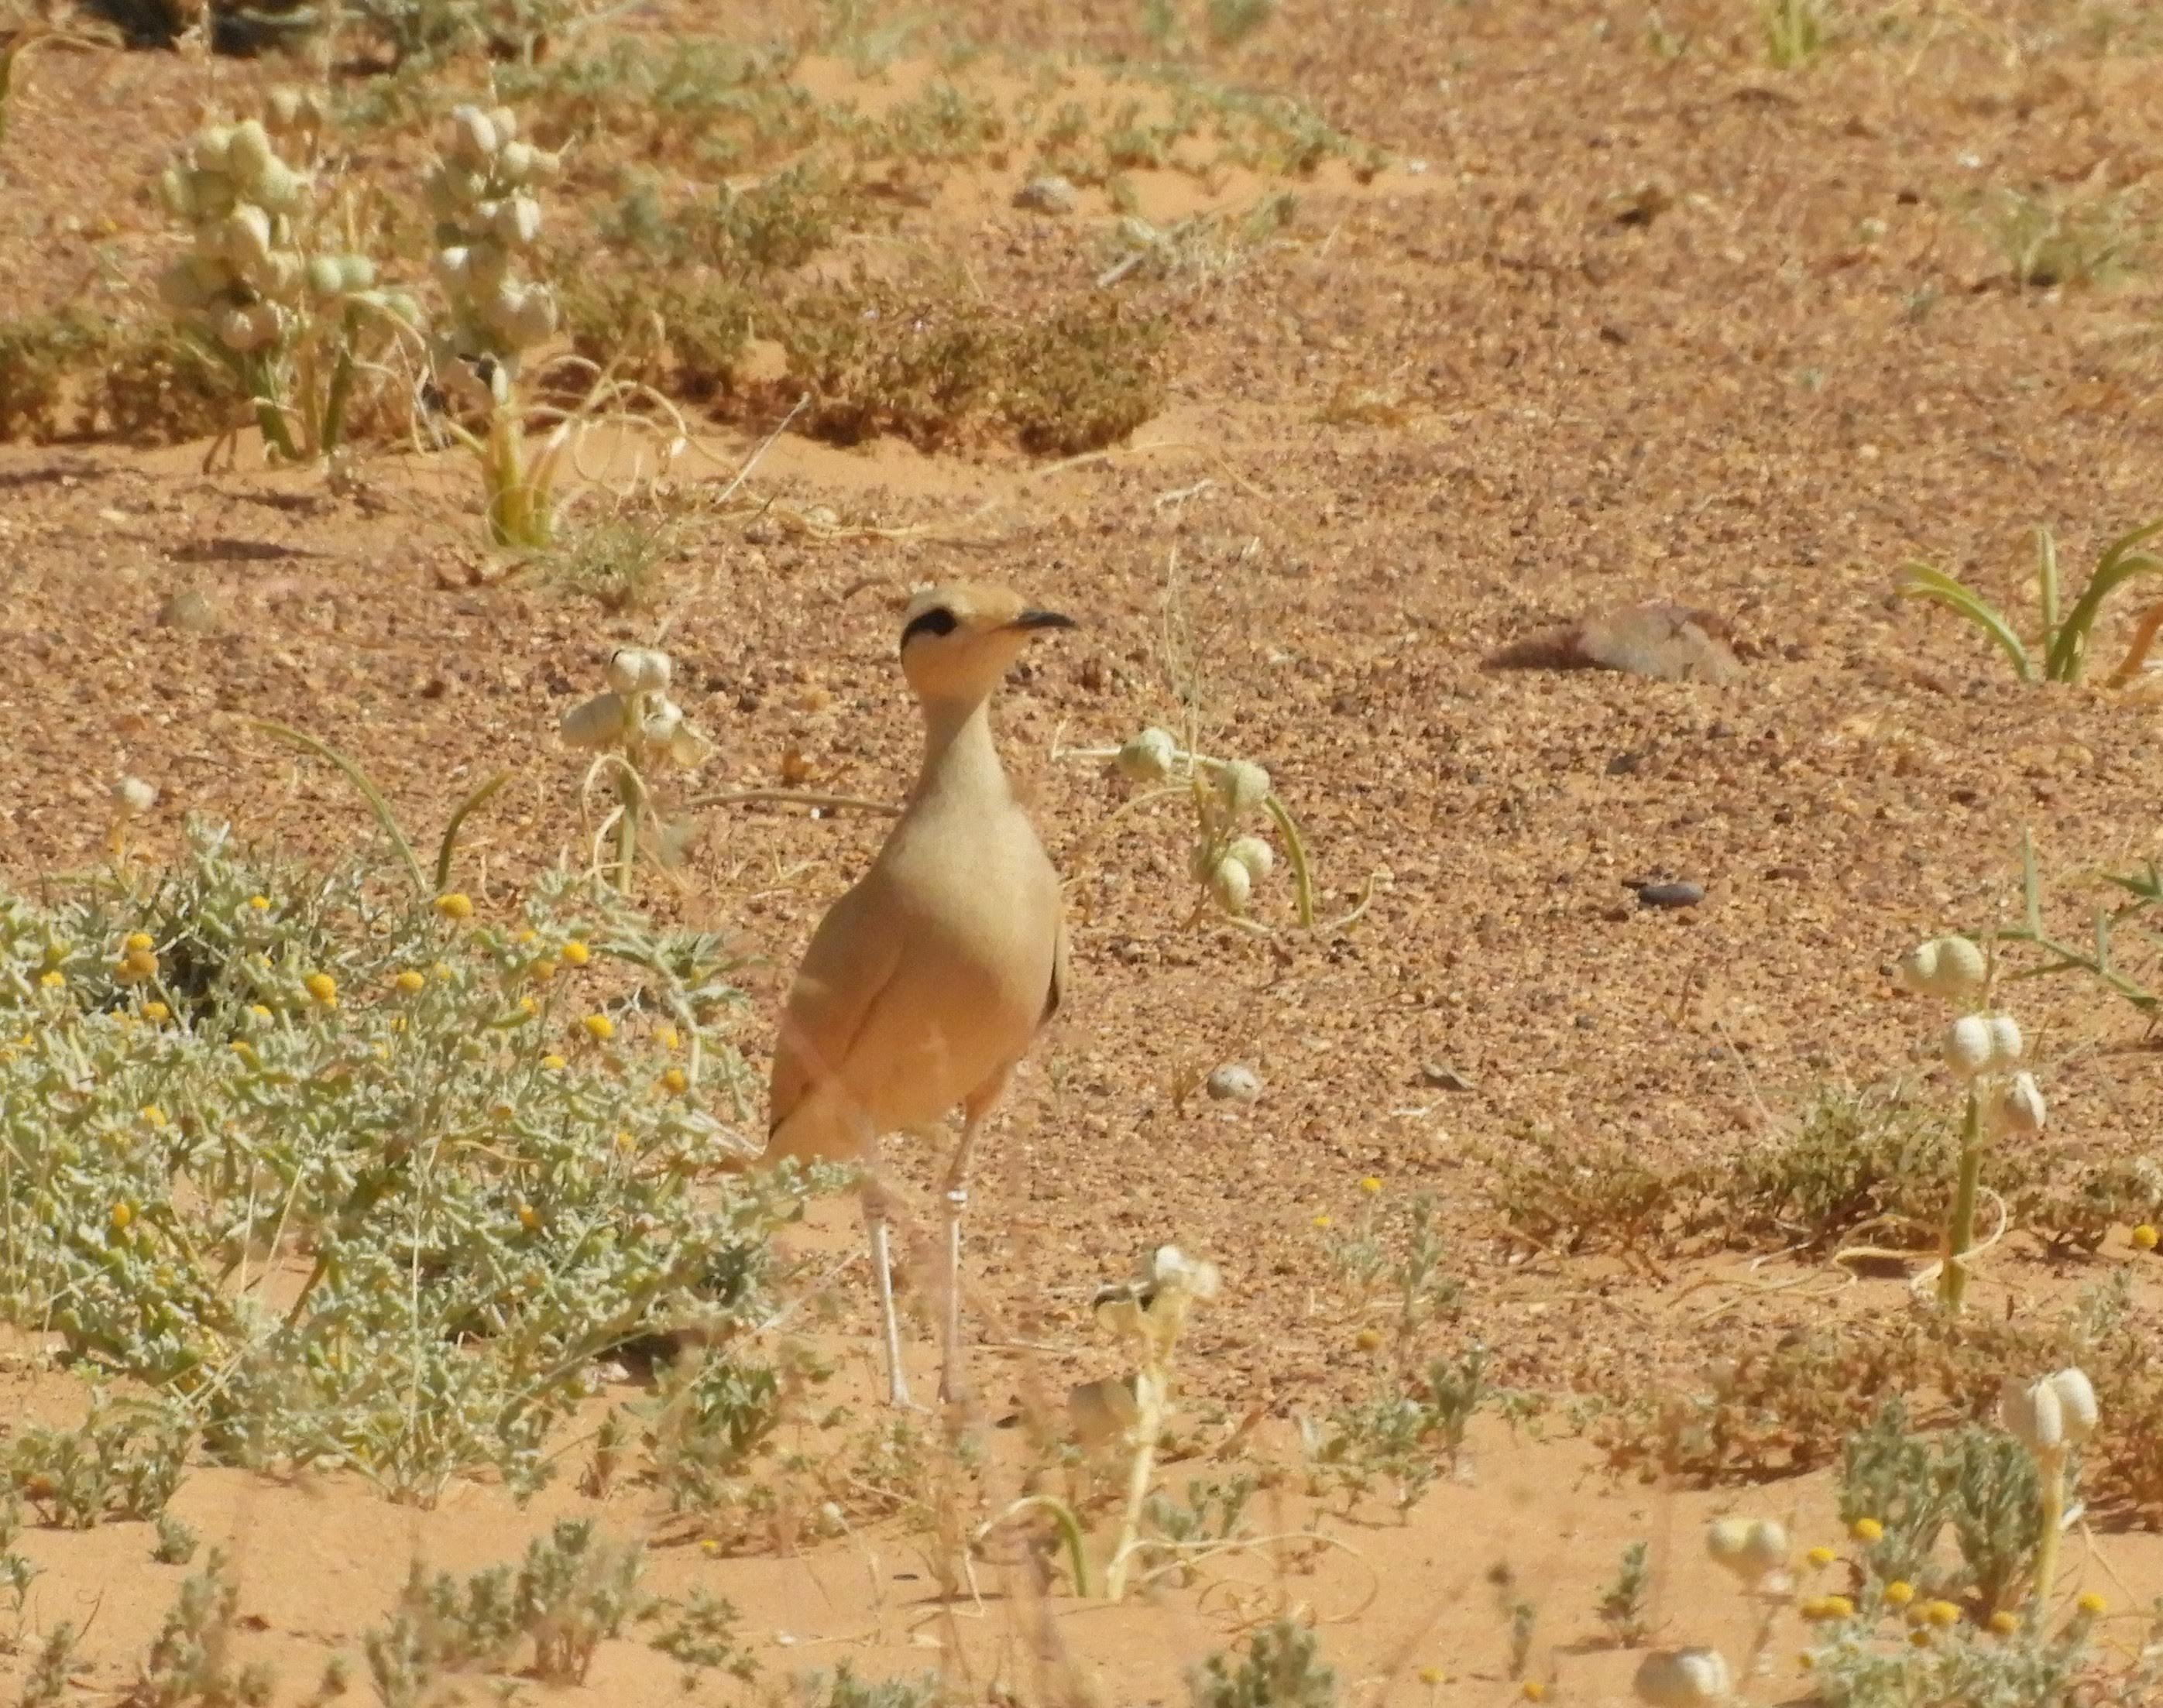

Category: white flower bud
[1209, 856, 1252, 916]
[1114, 725, 1178, 782]
[1633, 1648, 1733, 1708]
[493, 194, 543, 249]
[1705, 1516, 1752, 1567]
[1944, 1014, 1994, 1079]
[433, 246, 472, 291]
[112, 777, 157, 815]
[1227, 835, 1275, 883]
[225, 119, 273, 187]
[560, 691, 628, 749]
[1996, 1072, 2046, 1136]
[2001, 1374, 2065, 1454]
[2049, 1367, 2098, 1444]
[449, 105, 500, 164]
[1216, 760, 1271, 821]
[1986, 1013, 2024, 1068]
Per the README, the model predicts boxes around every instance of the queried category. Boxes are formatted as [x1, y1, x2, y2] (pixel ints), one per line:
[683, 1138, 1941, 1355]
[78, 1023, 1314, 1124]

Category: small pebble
[1636, 880, 1705, 909]
[1421, 1062, 1475, 1091]
[1205, 1063, 1262, 1103]
[1013, 174, 1080, 215]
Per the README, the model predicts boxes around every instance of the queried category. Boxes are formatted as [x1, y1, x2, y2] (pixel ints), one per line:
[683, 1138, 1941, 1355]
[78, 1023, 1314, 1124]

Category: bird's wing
[1042, 909, 1069, 1027]
[767, 874, 906, 1144]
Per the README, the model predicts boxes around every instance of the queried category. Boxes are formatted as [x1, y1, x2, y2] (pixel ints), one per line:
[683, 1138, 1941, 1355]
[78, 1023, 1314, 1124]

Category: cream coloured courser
[763, 583, 1073, 1408]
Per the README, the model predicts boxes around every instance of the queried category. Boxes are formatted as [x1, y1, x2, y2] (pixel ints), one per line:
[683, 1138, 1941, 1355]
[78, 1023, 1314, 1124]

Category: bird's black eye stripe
[901, 606, 960, 647]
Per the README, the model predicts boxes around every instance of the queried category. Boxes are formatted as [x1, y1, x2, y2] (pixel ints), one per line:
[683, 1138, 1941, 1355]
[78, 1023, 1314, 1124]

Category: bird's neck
[912, 697, 1006, 807]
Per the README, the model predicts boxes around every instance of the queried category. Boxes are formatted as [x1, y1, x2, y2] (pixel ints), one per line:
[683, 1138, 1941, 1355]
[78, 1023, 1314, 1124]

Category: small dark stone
[1636, 880, 1706, 909]
[1606, 749, 1643, 776]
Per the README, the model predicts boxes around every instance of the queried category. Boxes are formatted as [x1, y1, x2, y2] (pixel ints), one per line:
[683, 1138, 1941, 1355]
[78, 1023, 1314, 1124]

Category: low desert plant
[127, 1547, 276, 1708]
[1598, 1540, 1654, 1647]
[1897, 520, 2163, 685]
[1189, 1617, 1337, 1708]
[555, 643, 715, 896]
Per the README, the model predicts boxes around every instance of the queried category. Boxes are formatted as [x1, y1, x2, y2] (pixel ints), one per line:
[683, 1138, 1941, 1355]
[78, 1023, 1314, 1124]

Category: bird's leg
[859, 1141, 915, 1410]
[939, 1079, 1006, 1407]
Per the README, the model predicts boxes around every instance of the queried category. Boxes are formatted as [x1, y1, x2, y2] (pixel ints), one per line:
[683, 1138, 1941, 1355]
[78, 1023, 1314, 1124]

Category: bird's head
[897, 582, 1075, 708]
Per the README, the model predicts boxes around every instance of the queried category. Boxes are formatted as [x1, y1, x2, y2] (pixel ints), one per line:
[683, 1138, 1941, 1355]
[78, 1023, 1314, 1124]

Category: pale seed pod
[336, 254, 376, 293]
[1227, 835, 1274, 883]
[305, 254, 346, 298]
[493, 194, 543, 249]
[2049, 1367, 2098, 1443]
[248, 250, 305, 303]
[242, 301, 281, 348]
[1114, 725, 1177, 783]
[223, 204, 273, 268]
[157, 165, 195, 219]
[1897, 938, 1941, 994]
[1934, 935, 1987, 996]
[527, 148, 563, 183]
[605, 649, 644, 695]
[560, 692, 627, 749]
[226, 119, 273, 187]
[665, 724, 713, 769]
[482, 280, 527, 338]
[640, 698, 685, 749]
[1705, 1517, 1750, 1565]
[187, 170, 236, 218]
[1986, 1013, 2024, 1068]
[192, 124, 235, 175]
[506, 286, 557, 348]
[2000, 1373, 2065, 1455]
[112, 777, 158, 815]
[265, 87, 304, 132]
[432, 246, 472, 290]
[1633, 1648, 1733, 1708]
[1216, 760, 1271, 821]
[251, 159, 305, 216]
[216, 304, 266, 353]
[631, 648, 672, 694]
[486, 105, 518, 145]
[382, 290, 422, 328]
[1209, 855, 1252, 916]
[449, 105, 500, 164]
[1943, 1014, 1994, 1079]
[1996, 1072, 2046, 1137]
[497, 139, 535, 184]
[1739, 1518, 1788, 1579]
[463, 239, 510, 291]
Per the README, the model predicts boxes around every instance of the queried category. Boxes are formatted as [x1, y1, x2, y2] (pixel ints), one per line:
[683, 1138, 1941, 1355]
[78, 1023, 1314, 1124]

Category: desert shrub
[1483, 1127, 1711, 1262]
[98, 321, 249, 444]
[1723, 1087, 1962, 1250]
[1189, 1617, 1337, 1708]
[0, 309, 104, 441]
[0, 823, 797, 1507]
[1003, 296, 1169, 455]
[559, 269, 755, 402]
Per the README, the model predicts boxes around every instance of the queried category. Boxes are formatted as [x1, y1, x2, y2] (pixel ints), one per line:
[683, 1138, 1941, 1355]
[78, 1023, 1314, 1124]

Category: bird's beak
[1009, 609, 1076, 633]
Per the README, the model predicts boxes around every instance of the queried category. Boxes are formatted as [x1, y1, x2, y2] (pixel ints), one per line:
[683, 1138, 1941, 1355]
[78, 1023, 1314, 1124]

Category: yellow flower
[1806, 1546, 1836, 1569]
[1519, 1685, 1546, 1704]
[304, 972, 338, 1007]
[562, 941, 591, 967]
[1850, 1518, 1883, 1544]
[247, 895, 270, 911]
[433, 962, 454, 981]
[1907, 1629, 1931, 1648]
[530, 958, 558, 983]
[1802, 1595, 1855, 1622]
[110, 1203, 133, 1230]
[661, 1067, 688, 1096]
[395, 970, 426, 993]
[122, 946, 159, 979]
[657, 1024, 681, 1051]
[434, 893, 474, 921]
[140, 1105, 167, 1128]
[1312, 1213, 1332, 1230]
[699, 1538, 719, 1556]
[229, 1041, 256, 1062]
[1795, 1654, 1814, 1673]
[519, 996, 539, 1016]
[615, 1131, 635, 1153]
[1354, 1328, 1383, 1352]
[125, 931, 154, 953]
[142, 1001, 170, 1022]
[1416, 1669, 1443, 1686]
[1359, 1175, 1382, 1193]
[541, 1054, 567, 1072]
[1924, 1600, 1959, 1628]
[1883, 1580, 1914, 1607]
[2076, 1590, 2107, 1617]
[517, 1203, 540, 1231]
[582, 1013, 614, 1043]
[2134, 1224, 2158, 1252]
[249, 1004, 273, 1020]
[39, 970, 63, 989]
[515, 929, 537, 945]
[1988, 1610, 2017, 1635]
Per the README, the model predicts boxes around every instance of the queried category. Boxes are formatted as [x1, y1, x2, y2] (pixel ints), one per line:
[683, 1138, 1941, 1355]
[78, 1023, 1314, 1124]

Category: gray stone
[1205, 1063, 1262, 1103]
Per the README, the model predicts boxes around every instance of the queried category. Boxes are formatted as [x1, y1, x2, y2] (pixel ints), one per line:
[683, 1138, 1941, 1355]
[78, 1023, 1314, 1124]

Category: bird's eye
[901, 606, 960, 647]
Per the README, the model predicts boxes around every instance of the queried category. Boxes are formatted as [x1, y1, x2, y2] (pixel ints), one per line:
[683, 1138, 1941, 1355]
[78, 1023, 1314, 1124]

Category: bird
[761, 582, 1073, 1408]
